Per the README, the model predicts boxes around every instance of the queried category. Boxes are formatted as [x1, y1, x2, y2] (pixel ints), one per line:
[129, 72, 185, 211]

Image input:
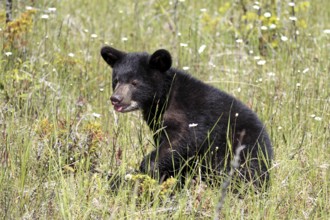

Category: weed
[0, 0, 329, 219]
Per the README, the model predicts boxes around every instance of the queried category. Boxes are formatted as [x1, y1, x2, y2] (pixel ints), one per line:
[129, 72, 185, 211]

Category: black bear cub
[101, 46, 273, 188]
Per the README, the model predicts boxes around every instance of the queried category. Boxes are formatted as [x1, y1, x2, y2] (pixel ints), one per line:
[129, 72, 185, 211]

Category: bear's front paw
[139, 152, 170, 182]
[139, 154, 158, 177]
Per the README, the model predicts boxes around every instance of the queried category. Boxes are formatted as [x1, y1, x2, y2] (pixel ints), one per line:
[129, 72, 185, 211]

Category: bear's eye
[131, 80, 138, 87]
[113, 78, 118, 85]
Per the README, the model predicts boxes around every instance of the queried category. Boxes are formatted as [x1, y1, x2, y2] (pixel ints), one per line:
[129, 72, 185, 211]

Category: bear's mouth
[114, 104, 127, 112]
[113, 101, 139, 113]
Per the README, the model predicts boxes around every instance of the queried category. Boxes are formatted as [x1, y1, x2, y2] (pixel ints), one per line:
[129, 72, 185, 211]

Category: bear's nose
[110, 95, 123, 105]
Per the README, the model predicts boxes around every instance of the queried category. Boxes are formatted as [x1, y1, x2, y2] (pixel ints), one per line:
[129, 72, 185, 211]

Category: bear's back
[164, 69, 273, 162]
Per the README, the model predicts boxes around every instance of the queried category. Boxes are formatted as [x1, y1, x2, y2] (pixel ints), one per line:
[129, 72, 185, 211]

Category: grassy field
[1, 0, 329, 219]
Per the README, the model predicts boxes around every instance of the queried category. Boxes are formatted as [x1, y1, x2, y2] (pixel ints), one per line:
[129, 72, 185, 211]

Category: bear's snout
[110, 94, 123, 105]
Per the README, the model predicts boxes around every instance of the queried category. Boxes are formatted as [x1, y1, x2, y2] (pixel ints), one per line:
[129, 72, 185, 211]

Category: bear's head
[101, 46, 172, 113]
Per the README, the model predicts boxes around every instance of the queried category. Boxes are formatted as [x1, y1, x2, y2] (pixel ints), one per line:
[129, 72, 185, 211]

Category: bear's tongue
[114, 105, 124, 112]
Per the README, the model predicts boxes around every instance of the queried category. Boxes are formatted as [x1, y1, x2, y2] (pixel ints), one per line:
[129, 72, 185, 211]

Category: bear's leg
[237, 159, 271, 190]
[139, 144, 191, 182]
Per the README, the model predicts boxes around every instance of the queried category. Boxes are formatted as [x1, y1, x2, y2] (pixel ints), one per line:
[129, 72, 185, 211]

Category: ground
[0, 0, 329, 219]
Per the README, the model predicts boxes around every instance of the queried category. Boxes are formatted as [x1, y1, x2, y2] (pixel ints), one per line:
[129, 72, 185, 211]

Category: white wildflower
[261, 26, 268, 31]
[92, 113, 101, 118]
[91, 34, 98, 38]
[264, 12, 271, 18]
[68, 53, 75, 57]
[208, 61, 216, 68]
[121, 37, 128, 42]
[198, 44, 206, 54]
[296, 83, 301, 87]
[26, 6, 34, 10]
[189, 123, 198, 128]
[289, 16, 297, 21]
[4, 52, 12, 56]
[48, 7, 57, 12]
[267, 72, 275, 77]
[257, 60, 266, 65]
[236, 39, 243, 43]
[281, 36, 288, 41]
[288, 2, 295, 7]
[41, 14, 49, 19]
[253, 5, 260, 10]
[180, 43, 188, 47]
[200, 8, 207, 12]
[183, 66, 190, 70]
[269, 24, 277, 29]
[323, 29, 330, 34]
[314, 117, 322, 121]
[125, 174, 133, 180]
[302, 68, 309, 74]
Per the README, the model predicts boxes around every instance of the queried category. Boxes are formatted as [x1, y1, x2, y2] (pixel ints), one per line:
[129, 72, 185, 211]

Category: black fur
[101, 46, 273, 188]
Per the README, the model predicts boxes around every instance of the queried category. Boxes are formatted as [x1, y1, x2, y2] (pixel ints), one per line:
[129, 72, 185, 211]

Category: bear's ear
[149, 49, 172, 72]
[100, 46, 125, 67]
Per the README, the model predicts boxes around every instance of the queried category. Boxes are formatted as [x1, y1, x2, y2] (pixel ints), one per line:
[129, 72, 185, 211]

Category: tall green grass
[1, 0, 329, 219]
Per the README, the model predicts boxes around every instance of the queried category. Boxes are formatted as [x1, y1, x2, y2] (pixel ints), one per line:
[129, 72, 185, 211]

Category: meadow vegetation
[0, 0, 329, 219]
